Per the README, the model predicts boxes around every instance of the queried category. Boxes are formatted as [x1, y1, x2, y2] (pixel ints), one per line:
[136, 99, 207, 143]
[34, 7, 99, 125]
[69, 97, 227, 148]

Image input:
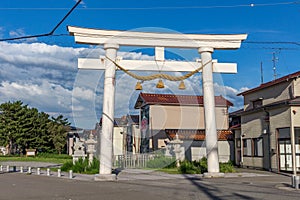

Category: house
[229, 109, 243, 166]
[237, 71, 300, 172]
[134, 92, 234, 162]
[97, 115, 140, 157]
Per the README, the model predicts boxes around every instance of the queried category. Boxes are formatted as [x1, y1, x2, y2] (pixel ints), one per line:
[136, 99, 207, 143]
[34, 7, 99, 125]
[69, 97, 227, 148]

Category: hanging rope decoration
[105, 56, 212, 81]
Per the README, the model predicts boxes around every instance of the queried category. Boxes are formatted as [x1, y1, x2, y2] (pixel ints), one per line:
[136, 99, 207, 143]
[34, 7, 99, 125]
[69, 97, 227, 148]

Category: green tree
[0, 101, 70, 154]
[0, 101, 27, 154]
[48, 115, 70, 154]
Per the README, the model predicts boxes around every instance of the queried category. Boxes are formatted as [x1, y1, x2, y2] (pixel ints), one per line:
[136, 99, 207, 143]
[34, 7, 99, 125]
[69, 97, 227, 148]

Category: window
[254, 137, 263, 157]
[243, 137, 264, 157]
[243, 139, 252, 156]
[252, 99, 262, 108]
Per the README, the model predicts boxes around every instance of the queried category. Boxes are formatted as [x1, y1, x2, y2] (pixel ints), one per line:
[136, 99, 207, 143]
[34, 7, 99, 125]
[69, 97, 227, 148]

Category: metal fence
[113, 154, 156, 169]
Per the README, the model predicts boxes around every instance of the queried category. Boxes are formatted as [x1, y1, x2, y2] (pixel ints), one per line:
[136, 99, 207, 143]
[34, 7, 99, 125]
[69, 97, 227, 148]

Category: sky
[0, 0, 299, 129]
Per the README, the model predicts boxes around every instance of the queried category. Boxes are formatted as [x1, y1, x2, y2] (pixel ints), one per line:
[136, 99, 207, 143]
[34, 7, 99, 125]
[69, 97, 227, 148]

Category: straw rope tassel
[105, 56, 212, 82]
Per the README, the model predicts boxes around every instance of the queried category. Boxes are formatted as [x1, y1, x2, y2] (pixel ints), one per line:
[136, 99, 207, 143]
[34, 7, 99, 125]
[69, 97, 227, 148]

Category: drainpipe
[264, 110, 272, 171]
[240, 133, 245, 166]
[291, 109, 297, 176]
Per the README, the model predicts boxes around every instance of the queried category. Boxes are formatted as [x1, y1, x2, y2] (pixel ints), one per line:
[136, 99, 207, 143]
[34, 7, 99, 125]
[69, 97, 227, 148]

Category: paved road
[0, 169, 299, 200]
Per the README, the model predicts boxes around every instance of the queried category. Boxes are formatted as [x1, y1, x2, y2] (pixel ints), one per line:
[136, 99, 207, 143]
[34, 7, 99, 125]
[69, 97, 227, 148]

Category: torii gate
[68, 26, 247, 180]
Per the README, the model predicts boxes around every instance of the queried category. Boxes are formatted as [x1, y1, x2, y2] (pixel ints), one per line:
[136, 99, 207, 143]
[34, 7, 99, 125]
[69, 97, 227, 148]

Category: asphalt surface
[0, 162, 299, 200]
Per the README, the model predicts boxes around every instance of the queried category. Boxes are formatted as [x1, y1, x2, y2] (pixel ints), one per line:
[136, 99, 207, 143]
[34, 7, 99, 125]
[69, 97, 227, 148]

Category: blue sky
[0, 0, 300, 128]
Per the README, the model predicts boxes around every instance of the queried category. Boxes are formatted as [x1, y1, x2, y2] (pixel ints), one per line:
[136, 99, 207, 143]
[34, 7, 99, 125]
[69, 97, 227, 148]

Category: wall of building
[241, 110, 269, 169]
[188, 140, 233, 163]
[241, 111, 265, 138]
[113, 126, 125, 156]
[243, 81, 293, 111]
[292, 106, 300, 126]
[294, 78, 300, 97]
[242, 157, 264, 168]
[241, 106, 291, 171]
[150, 105, 229, 130]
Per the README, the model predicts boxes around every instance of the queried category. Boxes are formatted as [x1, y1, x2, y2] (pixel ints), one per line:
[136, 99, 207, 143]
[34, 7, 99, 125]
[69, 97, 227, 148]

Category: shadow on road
[182, 174, 257, 200]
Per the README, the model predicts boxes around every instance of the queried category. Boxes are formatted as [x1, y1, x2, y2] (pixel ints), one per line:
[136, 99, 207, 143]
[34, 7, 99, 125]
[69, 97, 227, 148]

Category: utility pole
[272, 52, 278, 80]
[260, 61, 264, 84]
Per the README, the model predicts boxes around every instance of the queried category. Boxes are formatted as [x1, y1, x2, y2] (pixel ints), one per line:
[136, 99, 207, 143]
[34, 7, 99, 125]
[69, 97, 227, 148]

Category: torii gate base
[68, 26, 247, 181]
[94, 173, 116, 181]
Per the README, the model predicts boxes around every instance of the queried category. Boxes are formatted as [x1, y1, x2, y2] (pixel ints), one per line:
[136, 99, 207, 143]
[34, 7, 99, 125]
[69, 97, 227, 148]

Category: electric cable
[0, 0, 82, 42]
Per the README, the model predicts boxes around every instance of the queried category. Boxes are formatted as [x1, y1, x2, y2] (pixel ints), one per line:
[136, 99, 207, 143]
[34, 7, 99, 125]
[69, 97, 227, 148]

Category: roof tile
[135, 93, 233, 108]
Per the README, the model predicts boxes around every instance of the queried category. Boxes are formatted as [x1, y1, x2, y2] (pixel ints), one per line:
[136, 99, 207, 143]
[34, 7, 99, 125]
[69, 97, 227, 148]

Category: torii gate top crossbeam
[68, 26, 247, 49]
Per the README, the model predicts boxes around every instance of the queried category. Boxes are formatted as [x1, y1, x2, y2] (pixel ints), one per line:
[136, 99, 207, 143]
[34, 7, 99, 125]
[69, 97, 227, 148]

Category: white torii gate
[68, 26, 247, 180]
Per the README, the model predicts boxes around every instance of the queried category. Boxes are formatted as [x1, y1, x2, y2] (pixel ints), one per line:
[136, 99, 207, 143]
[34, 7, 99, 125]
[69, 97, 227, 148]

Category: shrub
[72, 158, 88, 173]
[219, 161, 236, 173]
[86, 158, 100, 174]
[191, 157, 208, 173]
[61, 160, 73, 171]
[178, 157, 236, 174]
[60, 157, 100, 174]
[146, 155, 176, 169]
[178, 160, 201, 174]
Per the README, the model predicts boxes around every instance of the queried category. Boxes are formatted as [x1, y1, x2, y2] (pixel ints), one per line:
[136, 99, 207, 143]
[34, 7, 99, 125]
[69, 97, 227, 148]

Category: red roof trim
[165, 129, 233, 141]
[136, 93, 233, 107]
[238, 71, 300, 96]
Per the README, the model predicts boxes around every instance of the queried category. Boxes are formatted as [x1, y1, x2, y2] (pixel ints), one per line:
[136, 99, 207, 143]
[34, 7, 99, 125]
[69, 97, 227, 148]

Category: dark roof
[238, 71, 300, 96]
[238, 97, 300, 115]
[229, 124, 241, 130]
[165, 129, 233, 141]
[135, 93, 233, 108]
[99, 117, 124, 126]
[229, 108, 244, 116]
[99, 115, 139, 126]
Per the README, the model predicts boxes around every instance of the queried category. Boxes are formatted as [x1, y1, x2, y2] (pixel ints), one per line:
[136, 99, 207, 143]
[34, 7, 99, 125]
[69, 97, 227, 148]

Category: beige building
[134, 93, 234, 162]
[237, 71, 300, 172]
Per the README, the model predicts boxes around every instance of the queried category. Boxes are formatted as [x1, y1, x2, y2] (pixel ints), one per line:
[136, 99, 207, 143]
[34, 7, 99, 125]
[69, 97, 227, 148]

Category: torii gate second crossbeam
[68, 26, 247, 180]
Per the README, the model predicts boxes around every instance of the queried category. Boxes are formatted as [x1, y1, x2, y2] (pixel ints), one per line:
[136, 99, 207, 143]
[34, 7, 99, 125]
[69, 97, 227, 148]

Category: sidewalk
[0, 161, 283, 182]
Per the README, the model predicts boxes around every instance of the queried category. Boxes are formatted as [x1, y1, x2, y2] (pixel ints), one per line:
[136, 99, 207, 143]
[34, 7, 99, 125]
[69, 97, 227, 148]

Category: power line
[0, 1, 299, 10]
[0, 0, 82, 42]
[245, 41, 300, 46]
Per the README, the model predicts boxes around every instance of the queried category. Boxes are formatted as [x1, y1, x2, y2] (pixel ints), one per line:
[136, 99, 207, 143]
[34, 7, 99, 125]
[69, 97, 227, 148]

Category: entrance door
[279, 139, 293, 171]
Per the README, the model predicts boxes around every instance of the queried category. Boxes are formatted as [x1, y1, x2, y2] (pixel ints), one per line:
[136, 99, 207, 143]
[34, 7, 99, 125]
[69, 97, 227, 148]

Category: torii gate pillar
[95, 44, 119, 180]
[199, 47, 220, 175]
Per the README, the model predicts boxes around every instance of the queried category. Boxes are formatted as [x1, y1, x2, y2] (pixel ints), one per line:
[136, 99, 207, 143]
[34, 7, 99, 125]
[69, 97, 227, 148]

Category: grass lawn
[0, 154, 72, 164]
[156, 168, 180, 174]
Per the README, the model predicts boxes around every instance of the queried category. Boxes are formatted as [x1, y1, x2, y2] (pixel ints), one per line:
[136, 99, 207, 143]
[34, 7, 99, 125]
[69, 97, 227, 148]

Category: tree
[48, 115, 71, 154]
[0, 101, 28, 154]
[0, 101, 70, 154]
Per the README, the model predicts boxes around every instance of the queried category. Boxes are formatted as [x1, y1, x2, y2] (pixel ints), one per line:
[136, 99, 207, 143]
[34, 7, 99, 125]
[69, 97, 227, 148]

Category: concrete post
[199, 47, 221, 175]
[27, 167, 31, 174]
[37, 168, 40, 175]
[6, 165, 9, 172]
[47, 168, 50, 176]
[20, 166, 23, 173]
[295, 176, 300, 190]
[0, 165, 3, 172]
[69, 170, 73, 179]
[96, 43, 119, 181]
[57, 169, 61, 177]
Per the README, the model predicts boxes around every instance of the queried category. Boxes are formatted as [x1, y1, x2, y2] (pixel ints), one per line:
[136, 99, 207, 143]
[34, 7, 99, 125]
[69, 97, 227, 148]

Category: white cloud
[0, 41, 246, 128]
[9, 28, 38, 42]
[0, 80, 72, 112]
[72, 87, 94, 101]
